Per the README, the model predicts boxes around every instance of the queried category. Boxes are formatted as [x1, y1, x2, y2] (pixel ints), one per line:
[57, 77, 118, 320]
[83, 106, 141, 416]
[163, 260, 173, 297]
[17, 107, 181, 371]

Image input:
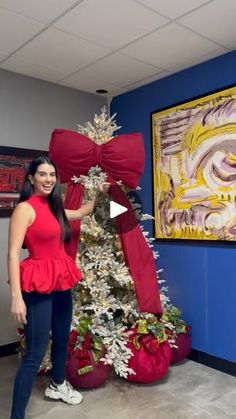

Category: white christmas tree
[69, 108, 189, 378]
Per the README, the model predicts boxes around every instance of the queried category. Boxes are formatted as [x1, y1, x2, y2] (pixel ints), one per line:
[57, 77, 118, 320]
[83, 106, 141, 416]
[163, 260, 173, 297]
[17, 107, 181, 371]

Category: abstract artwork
[0, 146, 46, 217]
[152, 86, 236, 241]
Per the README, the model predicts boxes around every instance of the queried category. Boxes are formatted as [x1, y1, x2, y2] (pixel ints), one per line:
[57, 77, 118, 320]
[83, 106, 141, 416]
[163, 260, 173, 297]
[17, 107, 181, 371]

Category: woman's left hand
[98, 182, 111, 193]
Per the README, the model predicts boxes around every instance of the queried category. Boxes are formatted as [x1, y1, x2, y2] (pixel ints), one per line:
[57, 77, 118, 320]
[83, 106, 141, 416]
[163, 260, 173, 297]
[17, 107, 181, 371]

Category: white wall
[0, 68, 107, 345]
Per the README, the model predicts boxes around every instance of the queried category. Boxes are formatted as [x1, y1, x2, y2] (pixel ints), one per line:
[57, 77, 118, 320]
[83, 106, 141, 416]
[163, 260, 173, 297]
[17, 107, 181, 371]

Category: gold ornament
[137, 319, 148, 334]
[80, 288, 91, 303]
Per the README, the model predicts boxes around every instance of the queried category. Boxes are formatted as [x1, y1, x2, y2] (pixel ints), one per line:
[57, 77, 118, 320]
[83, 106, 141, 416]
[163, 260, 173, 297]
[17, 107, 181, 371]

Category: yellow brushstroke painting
[152, 86, 236, 241]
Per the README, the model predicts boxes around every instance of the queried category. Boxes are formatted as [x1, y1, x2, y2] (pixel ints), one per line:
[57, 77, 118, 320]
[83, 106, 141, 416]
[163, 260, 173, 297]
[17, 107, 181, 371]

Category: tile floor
[1, 355, 236, 419]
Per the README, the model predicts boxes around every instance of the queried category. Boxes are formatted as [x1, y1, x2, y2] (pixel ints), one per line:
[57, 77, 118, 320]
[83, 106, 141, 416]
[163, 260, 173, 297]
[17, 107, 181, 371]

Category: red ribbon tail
[63, 178, 162, 315]
[109, 180, 162, 314]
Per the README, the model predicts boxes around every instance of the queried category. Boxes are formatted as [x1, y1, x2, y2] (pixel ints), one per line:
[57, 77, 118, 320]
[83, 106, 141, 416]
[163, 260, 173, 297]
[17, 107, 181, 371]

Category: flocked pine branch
[77, 106, 121, 144]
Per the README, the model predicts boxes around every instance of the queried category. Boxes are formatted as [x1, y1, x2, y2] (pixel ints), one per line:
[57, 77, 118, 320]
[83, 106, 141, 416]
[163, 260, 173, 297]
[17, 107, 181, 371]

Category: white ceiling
[0, 0, 234, 98]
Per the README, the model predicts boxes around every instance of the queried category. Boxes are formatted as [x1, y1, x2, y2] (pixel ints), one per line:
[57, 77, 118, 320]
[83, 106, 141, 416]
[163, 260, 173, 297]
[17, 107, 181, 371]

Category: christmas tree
[65, 107, 191, 384]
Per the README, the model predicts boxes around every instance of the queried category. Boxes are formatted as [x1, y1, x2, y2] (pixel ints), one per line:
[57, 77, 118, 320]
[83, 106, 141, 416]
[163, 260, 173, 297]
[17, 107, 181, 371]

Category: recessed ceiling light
[96, 89, 108, 94]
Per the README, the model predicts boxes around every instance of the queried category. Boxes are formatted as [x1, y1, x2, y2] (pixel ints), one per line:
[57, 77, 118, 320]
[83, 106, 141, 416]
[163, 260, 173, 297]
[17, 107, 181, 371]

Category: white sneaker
[45, 380, 83, 405]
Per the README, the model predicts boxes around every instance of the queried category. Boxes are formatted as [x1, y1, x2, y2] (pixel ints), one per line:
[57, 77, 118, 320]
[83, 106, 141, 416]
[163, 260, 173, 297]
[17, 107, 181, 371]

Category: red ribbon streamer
[49, 129, 162, 314]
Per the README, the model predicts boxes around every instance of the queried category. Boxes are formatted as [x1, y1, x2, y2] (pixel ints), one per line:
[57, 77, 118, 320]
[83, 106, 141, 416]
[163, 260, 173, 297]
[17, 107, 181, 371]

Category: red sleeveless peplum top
[20, 194, 83, 293]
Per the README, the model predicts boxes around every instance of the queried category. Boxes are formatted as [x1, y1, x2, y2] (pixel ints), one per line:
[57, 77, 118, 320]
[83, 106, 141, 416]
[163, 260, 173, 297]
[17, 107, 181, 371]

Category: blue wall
[111, 50, 236, 363]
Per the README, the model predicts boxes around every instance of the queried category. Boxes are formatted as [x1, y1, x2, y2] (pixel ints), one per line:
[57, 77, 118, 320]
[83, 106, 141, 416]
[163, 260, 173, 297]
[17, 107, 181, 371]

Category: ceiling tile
[1, 57, 69, 82]
[0, 51, 9, 61]
[111, 88, 131, 98]
[60, 73, 123, 96]
[67, 54, 162, 87]
[136, 0, 210, 19]
[0, 8, 44, 54]
[0, 0, 80, 24]
[121, 23, 220, 69]
[169, 47, 228, 73]
[124, 70, 171, 90]
[0, 0, 234, 96]
[54, 0, 168, 49]
[179, 0, 236, 48]
[12, 28, 111, 73]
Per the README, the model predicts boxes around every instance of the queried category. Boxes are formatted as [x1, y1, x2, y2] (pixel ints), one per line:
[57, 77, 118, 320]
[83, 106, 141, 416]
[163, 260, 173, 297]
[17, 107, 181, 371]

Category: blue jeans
[10, 290, 72, 419]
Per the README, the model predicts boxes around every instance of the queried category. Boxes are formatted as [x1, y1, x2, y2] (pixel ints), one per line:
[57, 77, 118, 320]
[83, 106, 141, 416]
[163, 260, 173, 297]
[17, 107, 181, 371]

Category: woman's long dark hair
[19, 156, 71, 242]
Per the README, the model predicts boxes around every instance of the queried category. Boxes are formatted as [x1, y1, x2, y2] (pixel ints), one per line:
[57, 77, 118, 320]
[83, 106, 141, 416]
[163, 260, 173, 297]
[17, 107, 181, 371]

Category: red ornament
[170, 333, 191, 364]
[126, 329, 171, 384]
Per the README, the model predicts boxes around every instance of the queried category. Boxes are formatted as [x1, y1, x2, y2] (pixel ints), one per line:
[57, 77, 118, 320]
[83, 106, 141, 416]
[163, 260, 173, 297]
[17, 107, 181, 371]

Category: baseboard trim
[188, 349, 236, 377]
[0, 341, 19, 358]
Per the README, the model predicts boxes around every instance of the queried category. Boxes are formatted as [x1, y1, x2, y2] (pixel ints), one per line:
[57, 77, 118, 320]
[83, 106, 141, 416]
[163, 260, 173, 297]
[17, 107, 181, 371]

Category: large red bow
[49, 129, 162, 314]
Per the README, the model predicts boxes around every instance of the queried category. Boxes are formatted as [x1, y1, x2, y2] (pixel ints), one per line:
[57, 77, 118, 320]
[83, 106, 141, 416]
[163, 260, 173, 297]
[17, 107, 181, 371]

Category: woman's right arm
[7, 202, 34, 324]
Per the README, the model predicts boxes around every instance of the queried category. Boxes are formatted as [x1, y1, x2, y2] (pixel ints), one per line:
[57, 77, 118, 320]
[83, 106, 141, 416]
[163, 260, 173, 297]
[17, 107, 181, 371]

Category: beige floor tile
[0, 356, 235, 419]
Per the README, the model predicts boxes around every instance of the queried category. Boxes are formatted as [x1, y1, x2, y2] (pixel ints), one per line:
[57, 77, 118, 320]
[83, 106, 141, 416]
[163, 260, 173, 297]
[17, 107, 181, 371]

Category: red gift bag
[170, 333, 191, 364]
[66, 351, 110, 389]
[66, 330, 109, 389]
[126, 329, 171, 384]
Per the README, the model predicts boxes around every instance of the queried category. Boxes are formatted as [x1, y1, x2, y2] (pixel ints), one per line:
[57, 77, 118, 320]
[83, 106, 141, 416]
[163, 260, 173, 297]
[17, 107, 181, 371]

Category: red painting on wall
[0, 146, 47, 217]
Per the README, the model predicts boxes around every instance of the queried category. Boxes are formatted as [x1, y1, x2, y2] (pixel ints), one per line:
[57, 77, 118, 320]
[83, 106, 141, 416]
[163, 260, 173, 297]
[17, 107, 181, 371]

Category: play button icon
[110, 201, 128, 218]
[94, 187, 140, 233]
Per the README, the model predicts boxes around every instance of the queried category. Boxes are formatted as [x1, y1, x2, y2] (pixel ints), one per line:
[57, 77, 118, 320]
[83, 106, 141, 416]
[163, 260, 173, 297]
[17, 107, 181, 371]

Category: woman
[8, 156, 110, 419]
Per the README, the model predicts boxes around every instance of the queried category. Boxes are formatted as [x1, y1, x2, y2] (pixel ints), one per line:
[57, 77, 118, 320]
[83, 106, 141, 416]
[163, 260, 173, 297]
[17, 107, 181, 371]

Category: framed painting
[152, 86, 236, 241]
[0, 146, 47, 217]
